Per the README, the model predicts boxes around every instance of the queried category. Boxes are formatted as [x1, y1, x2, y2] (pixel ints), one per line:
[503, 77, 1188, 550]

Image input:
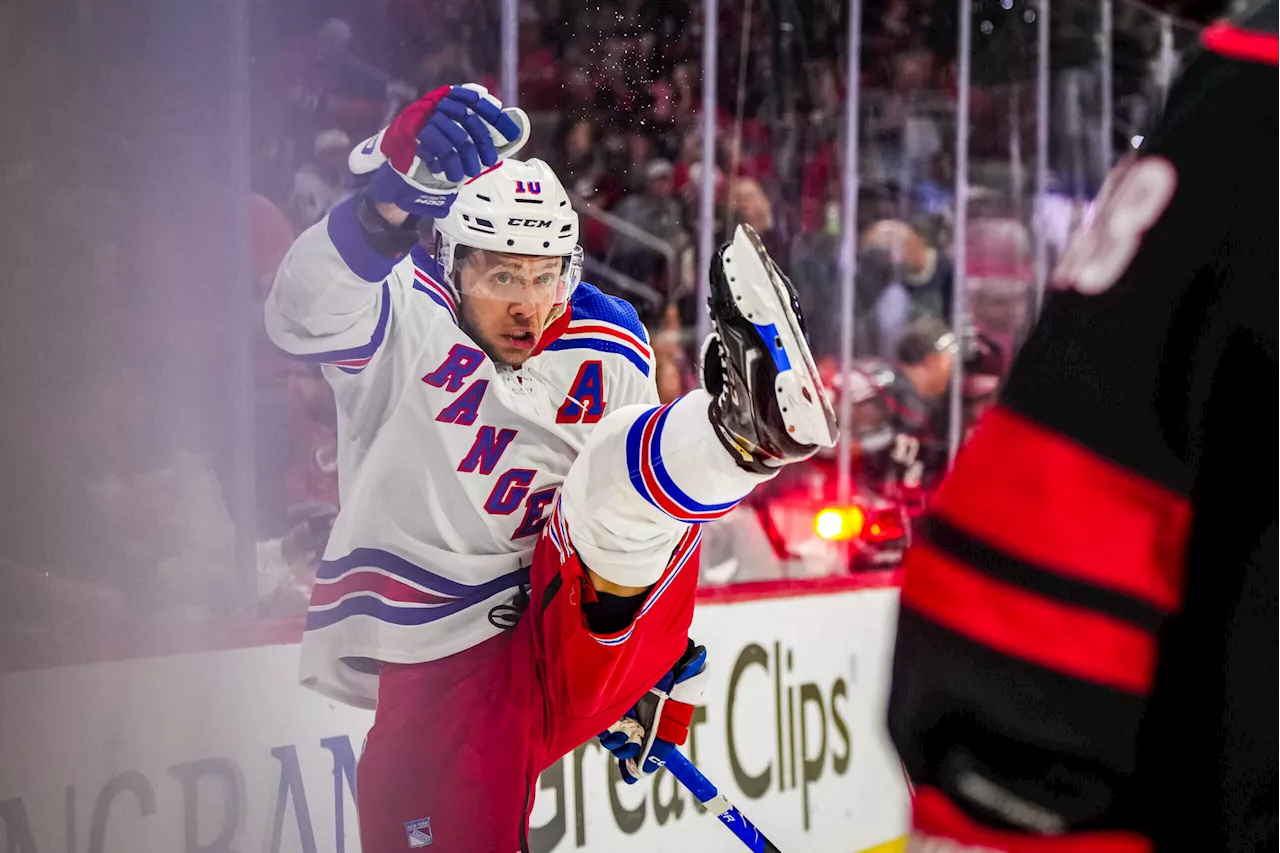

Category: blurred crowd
[241, 0, 1033, 614]
[0, 0, 1192, 641]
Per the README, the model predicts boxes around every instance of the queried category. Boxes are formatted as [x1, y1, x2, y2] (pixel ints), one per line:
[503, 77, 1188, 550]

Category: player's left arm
[574, 296, 662, 602]
[582, 322, 660, 601]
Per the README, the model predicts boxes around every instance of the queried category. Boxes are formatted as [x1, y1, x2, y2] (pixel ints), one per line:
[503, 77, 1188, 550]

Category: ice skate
[702, 224, 839, 474]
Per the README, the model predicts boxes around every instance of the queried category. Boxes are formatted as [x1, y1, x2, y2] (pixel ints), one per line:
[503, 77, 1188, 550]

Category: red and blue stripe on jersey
[306, 547, 528, 630]
[294, 280, 392, 375]
[542, 283, 652, 377]
[544, 498, 576, 565]
[625, 402, 741, 524]
[410, 244, 459, 324]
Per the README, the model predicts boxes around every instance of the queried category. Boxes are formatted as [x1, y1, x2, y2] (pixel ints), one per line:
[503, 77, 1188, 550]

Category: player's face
[920, 350, 954, 398]
[457, 250, 565, 366]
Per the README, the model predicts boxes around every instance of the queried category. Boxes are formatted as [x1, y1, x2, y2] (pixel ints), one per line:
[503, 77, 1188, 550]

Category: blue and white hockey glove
[599, 640, 709, 784]
[349, 83, 529, 217]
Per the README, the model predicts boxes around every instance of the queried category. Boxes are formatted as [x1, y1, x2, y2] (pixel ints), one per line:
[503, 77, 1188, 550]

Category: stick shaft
[665, 751, 782, 852]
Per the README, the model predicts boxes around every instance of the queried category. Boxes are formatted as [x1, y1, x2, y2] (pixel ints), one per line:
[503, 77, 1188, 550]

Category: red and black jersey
[847, 358, 950, 505]
[888, 5, 1277, 852]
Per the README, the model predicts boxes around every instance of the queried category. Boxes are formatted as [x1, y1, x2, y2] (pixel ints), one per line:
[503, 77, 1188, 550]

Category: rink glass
[0, 0, 1196, 661]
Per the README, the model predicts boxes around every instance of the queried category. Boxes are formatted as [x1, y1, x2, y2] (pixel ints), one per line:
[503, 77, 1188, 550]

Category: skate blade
[720, 225, 838, 448]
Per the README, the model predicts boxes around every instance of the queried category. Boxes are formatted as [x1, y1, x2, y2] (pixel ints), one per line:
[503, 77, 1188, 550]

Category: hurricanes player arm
[887, 6, 1277, 852]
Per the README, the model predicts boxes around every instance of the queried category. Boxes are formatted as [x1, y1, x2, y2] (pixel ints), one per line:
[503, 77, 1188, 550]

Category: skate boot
[701, 224, 838, 475]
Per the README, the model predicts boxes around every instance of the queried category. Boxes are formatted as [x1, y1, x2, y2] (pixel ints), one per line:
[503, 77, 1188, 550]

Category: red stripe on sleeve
[564, 323, 653, 358]
[912, 787, 1153, 853]
[932, 406, 1192, 614]
[1201, 20, 1280, 66]
[636, 404, 732, 523]
[310, 572, 458, 608]
[901, 543, 1157, 693]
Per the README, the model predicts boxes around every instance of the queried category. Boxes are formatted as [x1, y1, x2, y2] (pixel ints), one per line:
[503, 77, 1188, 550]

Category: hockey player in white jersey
[265, 84, 837, 852]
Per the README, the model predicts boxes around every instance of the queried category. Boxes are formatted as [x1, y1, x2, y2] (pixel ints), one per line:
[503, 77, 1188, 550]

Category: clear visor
[455, 246, 583, 306]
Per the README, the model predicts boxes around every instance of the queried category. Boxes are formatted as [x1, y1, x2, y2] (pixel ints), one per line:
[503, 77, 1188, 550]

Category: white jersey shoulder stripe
[564, 318, 653, 359]
[295, 280, 392, 374]
[412, 268, 459, 324]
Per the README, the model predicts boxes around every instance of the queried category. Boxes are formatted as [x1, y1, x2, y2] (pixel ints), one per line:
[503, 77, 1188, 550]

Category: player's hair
[897, 315, 953, 366]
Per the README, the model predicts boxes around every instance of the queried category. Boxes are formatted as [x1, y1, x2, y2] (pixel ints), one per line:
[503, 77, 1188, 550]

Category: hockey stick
[664, 751, 783, 852]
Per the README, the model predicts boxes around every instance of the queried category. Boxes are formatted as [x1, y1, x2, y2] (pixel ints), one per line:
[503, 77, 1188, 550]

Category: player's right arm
[264, 192, 416, 376]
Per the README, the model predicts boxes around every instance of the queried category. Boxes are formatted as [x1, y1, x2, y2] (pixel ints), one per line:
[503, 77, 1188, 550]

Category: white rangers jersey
[265, 206, 659, 708]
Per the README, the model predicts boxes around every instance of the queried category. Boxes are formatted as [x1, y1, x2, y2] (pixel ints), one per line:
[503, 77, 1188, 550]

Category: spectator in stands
[286, 128, 355, 229]
[256, 502, 337, 616]
[609, 158, 685, 287]
[25, 362, 240, 624]
[317, 18, 391, 105]
[729, 176, 775, 241]
[385, 0, 493, 93]
[672, 126, 704, 197]
[681, 157, 726, 210]
[897, 315, 957, 402]
[858, 219, 954, 358]
[517, 4, 559, 109]
[647, 78, 678, 152]
[622, 131, 657, 195]
[788, 194, 842, 361]
[561, 64, 597, 123]
[915, 148, 955, 218]
[275, 18, 389, 144]
[255, 363, 339, 618]
[668, 62, 698, 124]
[651, 303, 697, 404]
[284, 363, 340, 514]
[560, 118, 608, 198]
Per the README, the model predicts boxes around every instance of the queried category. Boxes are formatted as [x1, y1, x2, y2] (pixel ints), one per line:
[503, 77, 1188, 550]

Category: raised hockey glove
[349, 83, 529, 217]
[598, 640, 708, 784]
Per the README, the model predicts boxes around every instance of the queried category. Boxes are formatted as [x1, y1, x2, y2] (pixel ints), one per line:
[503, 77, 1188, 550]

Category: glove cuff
[352, 191, 421, 256]
[364, 165, 456, 216]
[653, 699, 695, 746]
[327, 193, 417, 282]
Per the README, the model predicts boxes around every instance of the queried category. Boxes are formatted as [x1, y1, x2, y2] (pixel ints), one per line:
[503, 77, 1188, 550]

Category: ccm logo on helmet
[508, 218, 553, 228]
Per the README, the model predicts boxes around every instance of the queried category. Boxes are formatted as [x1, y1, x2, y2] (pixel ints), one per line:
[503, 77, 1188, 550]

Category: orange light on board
[814, 506, 866, 541]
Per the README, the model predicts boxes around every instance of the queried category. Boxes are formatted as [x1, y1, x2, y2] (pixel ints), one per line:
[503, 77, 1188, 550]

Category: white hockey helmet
[434, 158, 582, 308]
